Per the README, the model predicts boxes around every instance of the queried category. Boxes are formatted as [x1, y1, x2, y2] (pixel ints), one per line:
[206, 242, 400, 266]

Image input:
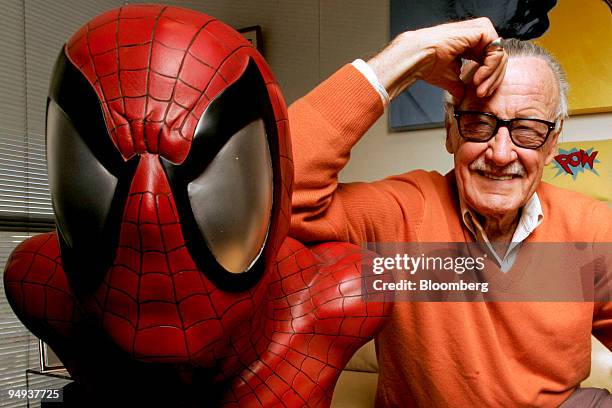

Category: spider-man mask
[44, 5, 292, 361]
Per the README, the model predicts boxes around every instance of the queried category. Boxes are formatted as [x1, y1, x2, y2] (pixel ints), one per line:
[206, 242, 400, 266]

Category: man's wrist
[365, 30, 435, 100]
[351, 59, 390, 107]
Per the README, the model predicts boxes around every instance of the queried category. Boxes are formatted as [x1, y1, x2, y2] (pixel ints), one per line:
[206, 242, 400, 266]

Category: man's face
[446, 57, 561, 218]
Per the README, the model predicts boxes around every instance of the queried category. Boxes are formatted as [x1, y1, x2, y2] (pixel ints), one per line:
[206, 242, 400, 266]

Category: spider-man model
[3, 5, 390, 407]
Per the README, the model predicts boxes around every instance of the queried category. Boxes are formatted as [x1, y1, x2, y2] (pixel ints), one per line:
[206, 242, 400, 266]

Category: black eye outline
[47, 49, 139, 294]
[161, 58, 281, 292]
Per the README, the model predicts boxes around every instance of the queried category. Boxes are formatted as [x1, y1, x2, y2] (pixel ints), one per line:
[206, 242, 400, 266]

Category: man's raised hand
[367, 17, 508, 101]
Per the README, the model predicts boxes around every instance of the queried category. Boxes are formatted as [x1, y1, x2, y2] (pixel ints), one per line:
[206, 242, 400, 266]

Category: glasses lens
[458, 113, 496, 141]
[511, 120, 549, 149]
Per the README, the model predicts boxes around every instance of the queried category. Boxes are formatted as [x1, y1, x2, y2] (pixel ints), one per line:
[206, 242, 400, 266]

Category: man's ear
[445, 119, 457, 154]
[544, 118, 563, 165]
[445, 131, 453, 154]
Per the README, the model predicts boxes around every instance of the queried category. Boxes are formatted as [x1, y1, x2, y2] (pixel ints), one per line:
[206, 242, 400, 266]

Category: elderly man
[288, 18, 612, 407]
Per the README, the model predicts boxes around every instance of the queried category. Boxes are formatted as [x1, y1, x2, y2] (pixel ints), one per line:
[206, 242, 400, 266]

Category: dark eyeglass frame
[453, 110, 557, 150]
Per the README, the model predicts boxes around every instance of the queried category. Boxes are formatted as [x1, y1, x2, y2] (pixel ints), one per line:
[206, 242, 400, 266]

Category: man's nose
[485, 126, 518, 166]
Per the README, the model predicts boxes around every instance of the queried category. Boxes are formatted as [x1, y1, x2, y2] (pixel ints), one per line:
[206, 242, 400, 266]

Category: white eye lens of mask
[187, 119, 272, 273]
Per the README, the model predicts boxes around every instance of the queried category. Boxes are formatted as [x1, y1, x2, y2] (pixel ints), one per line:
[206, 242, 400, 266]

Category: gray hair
[444, 38, 569, 126]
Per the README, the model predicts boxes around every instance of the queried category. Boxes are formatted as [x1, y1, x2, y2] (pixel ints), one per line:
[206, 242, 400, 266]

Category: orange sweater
[288, 64, 612, 407]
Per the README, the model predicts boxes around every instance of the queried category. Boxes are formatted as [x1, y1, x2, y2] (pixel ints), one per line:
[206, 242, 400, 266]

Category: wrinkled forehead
[460, 57, 560, 120]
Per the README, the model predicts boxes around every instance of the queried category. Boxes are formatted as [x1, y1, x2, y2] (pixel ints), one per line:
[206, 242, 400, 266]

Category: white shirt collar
[460, 193, 544, 270]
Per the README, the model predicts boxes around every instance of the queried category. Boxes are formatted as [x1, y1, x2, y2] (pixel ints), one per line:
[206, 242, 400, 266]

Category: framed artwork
[389, 0, 559, 130]
[534, 0, 612, 114]
[238, 25, 263, 54]
[39, 340, 64, 372]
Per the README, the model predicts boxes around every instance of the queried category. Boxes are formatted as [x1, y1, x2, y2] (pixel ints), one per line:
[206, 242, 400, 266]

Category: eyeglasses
[453, 110, 557, 149]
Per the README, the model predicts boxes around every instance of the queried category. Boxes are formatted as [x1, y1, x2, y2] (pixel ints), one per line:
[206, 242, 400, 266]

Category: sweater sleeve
[287, 64, 424, 244]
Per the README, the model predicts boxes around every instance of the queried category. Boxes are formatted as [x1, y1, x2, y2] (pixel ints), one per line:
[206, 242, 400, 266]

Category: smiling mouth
[476, 170, 522, 181]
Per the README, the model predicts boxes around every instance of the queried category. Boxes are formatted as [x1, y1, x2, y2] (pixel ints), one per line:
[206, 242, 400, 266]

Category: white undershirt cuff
[351, 59, 390, 107]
